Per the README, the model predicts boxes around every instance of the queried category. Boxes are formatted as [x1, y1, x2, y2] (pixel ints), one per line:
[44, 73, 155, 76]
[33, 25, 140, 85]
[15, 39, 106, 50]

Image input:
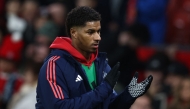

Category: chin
[89, 49, 97, 53]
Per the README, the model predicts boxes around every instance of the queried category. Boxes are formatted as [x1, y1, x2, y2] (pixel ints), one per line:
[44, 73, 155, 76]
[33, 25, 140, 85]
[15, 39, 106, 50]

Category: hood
[50, 37, 98, 67]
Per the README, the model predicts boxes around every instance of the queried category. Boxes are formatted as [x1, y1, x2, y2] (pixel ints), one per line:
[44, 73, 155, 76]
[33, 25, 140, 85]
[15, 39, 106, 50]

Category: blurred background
[0, 0, 190, 109]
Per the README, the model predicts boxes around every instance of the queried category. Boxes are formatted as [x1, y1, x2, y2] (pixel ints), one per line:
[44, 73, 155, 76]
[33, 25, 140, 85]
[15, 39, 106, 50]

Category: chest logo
[75, 75, 83, 82]
[103, 71, 107, 79]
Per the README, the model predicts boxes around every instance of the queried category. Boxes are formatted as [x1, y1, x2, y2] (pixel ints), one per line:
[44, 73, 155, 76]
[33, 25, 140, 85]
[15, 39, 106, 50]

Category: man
[0, 35, 24, 108]
[35, 6, 153, 109]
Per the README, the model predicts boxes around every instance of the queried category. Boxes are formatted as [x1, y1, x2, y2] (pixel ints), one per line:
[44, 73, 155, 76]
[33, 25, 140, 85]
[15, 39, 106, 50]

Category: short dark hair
[65, 6, 101, 37]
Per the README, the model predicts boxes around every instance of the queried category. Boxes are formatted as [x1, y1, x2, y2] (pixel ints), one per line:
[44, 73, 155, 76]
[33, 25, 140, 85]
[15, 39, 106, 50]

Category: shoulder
[44, 49, 73, 63]
[41, 49, 73, 72]
[96, 52, 108, 64]
[97, 52, 107, 59]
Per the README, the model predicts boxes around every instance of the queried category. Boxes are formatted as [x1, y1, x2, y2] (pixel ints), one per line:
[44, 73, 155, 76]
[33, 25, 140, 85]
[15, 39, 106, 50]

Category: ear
[70, 27, 77, 39]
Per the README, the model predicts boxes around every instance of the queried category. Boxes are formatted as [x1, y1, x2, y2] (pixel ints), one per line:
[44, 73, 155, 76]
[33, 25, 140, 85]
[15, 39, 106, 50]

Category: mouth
[92, 44, 99, 48]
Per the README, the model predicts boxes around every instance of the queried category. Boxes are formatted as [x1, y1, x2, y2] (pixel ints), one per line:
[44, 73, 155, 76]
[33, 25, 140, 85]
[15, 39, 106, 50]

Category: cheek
[0, 60, 14, 72]
[172, 77, 181, 86]
[180, 82, 190, 101]
[145, 71, 163, 84]
[34, 46, 49, 62]
[78, 35, 92, 47]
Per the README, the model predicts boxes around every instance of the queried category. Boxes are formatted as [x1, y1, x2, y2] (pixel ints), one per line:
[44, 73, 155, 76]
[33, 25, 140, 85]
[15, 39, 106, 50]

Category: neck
[72, 42, 91, 61]
[82, 52, 91, 61]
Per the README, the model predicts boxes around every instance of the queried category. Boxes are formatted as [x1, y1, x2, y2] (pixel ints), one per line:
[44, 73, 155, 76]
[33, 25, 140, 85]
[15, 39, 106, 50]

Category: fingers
[112, 62, 120, 77]
[112, 62, 120, 72]
[146, 75, 153, 87]
[116, 71, 120, 80]
[128, 74, 154, 98]
[145, 75, 153, 83]
[133, 72, 139, 79]
[141, 75, 151, 84]
[110, 62, 120, 77]
[104, 62, 120, 88]
[141, 75, 153, 90]
[148, 75, 153, 82]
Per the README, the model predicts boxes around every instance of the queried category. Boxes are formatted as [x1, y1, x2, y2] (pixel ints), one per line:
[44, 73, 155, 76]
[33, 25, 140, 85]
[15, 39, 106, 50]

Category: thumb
[148, 75, 153, 82]
[145, 75, 153, 90]
[133, 72, 139, 79]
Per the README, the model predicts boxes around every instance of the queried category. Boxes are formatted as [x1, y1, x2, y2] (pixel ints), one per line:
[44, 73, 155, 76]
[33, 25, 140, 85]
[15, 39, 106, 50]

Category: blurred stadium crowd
[0, 0, 190, 109]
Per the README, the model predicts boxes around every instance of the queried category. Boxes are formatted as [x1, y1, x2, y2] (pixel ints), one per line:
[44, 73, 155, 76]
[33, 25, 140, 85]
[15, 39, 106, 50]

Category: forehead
[82, 21, 101, 30]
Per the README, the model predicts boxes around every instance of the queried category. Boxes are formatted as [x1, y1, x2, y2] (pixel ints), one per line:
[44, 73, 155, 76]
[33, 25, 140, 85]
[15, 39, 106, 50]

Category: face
[144, 70, 163, 95]
[130, 96, 152, 109]
[165, 74, 182, 89]
[48, 3, 66, 24]
[118, 31, 139, 48]
[180, 79, 190, 102]
[6, 1, 20, 14]
[145, 70, 163, 85]
[33, 35, 50, 63]
[0, 59, 15, 73]
[76, 0, 97, 8]
[71, 21, 101, 54]
[24, 69, 35, 84]
[22, 1, 38, 22]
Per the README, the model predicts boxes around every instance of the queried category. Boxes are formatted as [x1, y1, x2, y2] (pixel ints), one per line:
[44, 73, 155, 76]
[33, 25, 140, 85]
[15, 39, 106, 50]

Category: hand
[104, 62, 120, 88]
[128, 72, 153, 98]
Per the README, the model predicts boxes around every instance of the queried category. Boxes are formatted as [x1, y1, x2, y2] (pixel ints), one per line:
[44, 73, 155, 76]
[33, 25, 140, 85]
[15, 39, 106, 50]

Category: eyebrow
[86, 28, 101, 32]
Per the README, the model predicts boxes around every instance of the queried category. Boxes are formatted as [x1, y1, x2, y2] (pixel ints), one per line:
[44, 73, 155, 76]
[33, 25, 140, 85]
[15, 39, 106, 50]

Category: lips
[92, 44, 99, 48]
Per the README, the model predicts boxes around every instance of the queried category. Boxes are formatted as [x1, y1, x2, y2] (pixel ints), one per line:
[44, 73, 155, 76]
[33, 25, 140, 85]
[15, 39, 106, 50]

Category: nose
[94, 32, 101, 41]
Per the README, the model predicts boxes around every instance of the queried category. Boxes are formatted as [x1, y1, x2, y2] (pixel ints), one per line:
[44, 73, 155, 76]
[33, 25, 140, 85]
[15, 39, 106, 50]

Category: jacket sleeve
[103, 62, 136, 109]
[108, 89, 136, 109]
[36, 56, 113, 109]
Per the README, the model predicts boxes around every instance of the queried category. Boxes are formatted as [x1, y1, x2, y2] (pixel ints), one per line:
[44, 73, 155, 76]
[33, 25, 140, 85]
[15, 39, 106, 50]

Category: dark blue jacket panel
[36, 49, 134, 109]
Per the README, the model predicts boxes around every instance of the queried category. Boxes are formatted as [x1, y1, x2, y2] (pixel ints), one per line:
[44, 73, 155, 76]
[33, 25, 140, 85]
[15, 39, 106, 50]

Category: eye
[97, 30, 101, 34]
[87, 30, 94, 35]
[87, 31, 93, 35]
